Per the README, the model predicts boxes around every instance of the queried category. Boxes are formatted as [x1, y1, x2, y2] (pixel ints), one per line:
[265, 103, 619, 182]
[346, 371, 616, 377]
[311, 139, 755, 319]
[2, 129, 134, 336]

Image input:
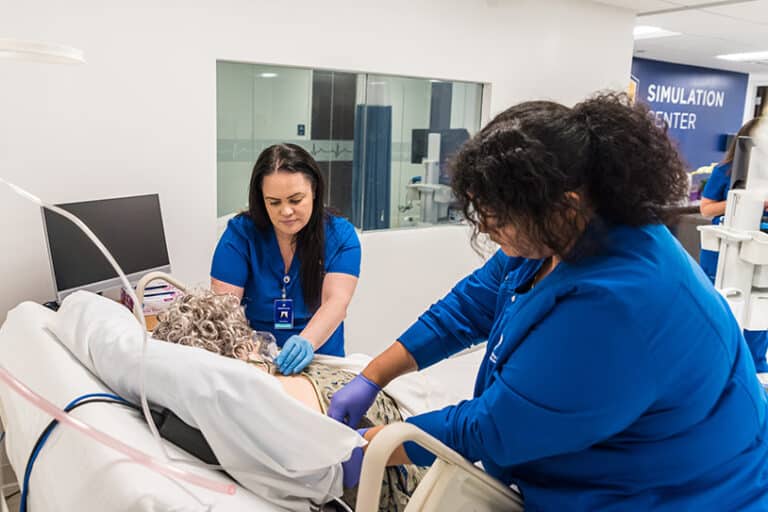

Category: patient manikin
[153, 290, 426, 511]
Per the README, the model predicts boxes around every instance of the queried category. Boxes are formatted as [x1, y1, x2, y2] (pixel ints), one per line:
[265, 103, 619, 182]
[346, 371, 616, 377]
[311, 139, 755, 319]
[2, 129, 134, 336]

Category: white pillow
[48, 291, 365, 510]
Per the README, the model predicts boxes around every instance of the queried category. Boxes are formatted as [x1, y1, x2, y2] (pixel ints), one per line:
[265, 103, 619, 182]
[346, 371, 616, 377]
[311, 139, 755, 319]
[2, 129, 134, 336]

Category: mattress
[0, 299, 483, 512]
[0, 302, 280, 512]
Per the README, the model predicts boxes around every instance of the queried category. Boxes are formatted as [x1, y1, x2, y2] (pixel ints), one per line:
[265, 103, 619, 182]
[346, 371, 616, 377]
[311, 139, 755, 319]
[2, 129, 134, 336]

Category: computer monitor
[410, 128, 471, 186]
[42, 193, 171, 301]
[730, 136, 754, 190]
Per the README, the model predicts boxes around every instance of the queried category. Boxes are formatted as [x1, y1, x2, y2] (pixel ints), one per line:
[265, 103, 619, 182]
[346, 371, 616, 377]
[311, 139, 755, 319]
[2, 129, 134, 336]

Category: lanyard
[281, 275, 290, 299]
[275, 275, 294, 330]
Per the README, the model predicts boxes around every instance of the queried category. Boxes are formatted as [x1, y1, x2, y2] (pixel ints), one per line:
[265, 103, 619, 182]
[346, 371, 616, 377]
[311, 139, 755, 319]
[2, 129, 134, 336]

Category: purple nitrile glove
[328, 374, 381, 427]
[342, 428, 369, 489]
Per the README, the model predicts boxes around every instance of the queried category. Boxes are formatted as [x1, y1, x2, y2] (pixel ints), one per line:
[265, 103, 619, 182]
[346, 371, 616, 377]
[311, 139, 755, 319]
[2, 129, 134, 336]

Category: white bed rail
[133, 271, 189, 323]
[356, 422, 523, 512]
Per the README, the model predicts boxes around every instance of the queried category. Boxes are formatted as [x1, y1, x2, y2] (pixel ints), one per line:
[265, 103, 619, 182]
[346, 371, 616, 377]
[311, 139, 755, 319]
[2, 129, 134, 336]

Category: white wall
[346, 225, 485, 355]
[0, 0, 635, 323]
[216, 62, 313, 216]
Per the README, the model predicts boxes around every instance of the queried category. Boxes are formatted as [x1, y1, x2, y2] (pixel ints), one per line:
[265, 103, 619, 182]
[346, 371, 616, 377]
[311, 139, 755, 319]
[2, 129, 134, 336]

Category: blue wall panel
[631, 58, 748, 169]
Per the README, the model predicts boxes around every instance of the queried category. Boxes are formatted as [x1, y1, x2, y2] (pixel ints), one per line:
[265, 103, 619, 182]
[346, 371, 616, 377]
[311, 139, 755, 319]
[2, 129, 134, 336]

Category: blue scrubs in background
[700, 163, 768, 372]
[399, 224, 768, 510]
[210, 214, 361, 356]
[700, 162, 730, 281]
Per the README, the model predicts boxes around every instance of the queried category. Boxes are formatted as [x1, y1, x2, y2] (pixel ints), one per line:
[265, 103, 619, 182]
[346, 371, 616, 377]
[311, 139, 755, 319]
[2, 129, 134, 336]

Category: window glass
[216, 61, 484, 230]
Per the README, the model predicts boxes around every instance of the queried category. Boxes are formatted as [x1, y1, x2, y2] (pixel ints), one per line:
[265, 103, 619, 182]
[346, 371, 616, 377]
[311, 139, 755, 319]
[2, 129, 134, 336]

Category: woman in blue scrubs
[329, 94, 768, 510]
[211, 144, 361, 375]
[699, 117, 768, 373]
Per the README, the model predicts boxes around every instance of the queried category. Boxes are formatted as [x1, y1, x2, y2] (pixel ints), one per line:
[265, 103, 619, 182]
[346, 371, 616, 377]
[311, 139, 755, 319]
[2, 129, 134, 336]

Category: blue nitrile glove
[275, 335, 315, 375]
[328, 374, 381, 427]
[342, 428, 369, 489]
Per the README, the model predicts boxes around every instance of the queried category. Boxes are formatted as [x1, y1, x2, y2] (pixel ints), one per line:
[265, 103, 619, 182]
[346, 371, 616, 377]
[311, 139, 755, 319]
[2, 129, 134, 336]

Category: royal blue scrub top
[699, 162, 731, 281]
[210, 213, 360, 356]
[399, 223, 768, 510]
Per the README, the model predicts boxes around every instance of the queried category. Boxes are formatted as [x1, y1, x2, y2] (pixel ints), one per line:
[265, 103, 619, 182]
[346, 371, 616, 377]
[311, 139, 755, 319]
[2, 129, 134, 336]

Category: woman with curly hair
[328, 93, 768, 510]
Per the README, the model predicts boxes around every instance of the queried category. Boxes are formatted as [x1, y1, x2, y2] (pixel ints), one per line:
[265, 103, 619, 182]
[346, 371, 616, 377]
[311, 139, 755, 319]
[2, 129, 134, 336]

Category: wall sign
[631, 58, 748, 169]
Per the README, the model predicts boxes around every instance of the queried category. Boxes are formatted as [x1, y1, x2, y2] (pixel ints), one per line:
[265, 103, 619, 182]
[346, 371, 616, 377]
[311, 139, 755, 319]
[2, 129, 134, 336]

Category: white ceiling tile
[594, 0, 676, 12]
[706, 1, 768, 24]
[606, 0, 768, 73]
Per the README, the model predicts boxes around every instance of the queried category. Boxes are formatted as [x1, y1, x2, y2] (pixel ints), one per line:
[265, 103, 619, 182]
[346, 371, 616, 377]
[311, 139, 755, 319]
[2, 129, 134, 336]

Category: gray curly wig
[153, 290, 276, 362]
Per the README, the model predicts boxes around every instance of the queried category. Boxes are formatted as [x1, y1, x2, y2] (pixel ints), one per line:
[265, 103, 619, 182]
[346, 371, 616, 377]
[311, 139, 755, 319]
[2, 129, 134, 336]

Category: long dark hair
[450, 92, 689, 260]
[722, 117, 762, 165]
[245, 144, 326, 310]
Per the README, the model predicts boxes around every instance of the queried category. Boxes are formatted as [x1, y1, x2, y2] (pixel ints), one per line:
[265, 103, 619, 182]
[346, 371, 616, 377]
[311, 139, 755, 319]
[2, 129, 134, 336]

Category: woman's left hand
[276, 335, 315, 374]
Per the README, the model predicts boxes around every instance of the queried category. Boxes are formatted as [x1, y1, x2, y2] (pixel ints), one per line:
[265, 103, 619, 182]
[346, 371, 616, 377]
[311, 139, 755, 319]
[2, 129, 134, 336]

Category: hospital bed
[0, 269, 522, 511]
[0, 301, 275, 512]
[135, 272, 523, 512]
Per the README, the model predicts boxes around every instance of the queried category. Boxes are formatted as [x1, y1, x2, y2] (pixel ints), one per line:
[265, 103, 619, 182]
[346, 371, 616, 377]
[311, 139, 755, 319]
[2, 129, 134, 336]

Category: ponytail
[571, 93, 688, 226]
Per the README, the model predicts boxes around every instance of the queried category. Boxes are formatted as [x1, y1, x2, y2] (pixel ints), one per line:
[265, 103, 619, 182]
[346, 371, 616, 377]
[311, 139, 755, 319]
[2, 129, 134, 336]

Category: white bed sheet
[0, 299, 484, 512]
[0, 302, 278, 512]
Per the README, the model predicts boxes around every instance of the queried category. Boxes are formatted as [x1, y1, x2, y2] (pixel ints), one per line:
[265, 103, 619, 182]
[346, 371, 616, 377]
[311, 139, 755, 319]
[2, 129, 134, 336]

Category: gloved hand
[342, 428, 369, 489]
[328, 374, 381, 427]
[275, 335, 315, 375]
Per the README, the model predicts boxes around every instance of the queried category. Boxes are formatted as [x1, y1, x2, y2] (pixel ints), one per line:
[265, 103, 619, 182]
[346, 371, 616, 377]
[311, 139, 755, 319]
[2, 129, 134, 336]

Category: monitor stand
[42, 301, 60, 311]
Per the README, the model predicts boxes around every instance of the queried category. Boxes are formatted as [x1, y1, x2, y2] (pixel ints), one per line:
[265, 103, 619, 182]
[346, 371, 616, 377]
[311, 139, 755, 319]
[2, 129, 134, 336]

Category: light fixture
[429, 79, 442, 83]
[259, 72, 278, 78]
[0, 38, 84, 64]
[716, 50, 768, 62]
[633, 25, 681, 40]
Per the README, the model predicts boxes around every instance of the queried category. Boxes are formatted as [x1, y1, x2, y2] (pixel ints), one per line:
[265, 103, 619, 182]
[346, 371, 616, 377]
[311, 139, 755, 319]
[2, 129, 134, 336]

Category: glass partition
[216, 61, 484, 230]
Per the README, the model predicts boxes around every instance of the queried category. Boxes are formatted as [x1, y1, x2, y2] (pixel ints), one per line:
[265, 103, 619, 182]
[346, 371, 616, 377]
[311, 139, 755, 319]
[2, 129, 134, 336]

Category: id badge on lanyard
[274, 275, 294, 330]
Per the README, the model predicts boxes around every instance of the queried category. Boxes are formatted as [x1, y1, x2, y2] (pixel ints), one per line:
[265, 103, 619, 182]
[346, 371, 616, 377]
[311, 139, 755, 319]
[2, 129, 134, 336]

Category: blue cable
[19, 392, 128, 512]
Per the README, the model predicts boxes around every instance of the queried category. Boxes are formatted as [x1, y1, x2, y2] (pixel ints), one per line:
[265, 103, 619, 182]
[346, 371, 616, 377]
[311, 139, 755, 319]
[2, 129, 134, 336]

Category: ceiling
[595, 0, 768, 74]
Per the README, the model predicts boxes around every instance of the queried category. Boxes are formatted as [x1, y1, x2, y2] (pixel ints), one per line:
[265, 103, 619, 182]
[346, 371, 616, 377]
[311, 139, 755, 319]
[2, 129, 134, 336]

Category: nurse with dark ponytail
[329, 94, 768, 510]
[211, 144, 361, 375]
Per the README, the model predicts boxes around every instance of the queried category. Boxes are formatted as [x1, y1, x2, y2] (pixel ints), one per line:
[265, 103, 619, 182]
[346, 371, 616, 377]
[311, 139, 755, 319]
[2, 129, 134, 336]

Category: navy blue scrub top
[399, 223, 768, 510]
[210, 213, 361, 356]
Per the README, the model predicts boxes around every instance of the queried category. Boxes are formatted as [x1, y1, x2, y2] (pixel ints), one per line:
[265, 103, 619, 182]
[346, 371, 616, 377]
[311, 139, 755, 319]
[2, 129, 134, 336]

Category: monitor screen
[42, 194, 170, 299]
[730, 136, 754, 190]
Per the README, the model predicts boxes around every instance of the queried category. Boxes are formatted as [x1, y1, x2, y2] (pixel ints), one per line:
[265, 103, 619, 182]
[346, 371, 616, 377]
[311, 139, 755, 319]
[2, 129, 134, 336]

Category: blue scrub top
[399, 223, 768, 510]
[210, 213, 361, 356]
[699, 162, 731, 282]
[702, 162, 732, 220]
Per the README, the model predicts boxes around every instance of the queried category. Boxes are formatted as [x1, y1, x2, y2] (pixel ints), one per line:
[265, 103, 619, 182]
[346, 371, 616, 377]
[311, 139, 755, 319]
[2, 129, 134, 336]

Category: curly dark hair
[450, 92, 689, 259]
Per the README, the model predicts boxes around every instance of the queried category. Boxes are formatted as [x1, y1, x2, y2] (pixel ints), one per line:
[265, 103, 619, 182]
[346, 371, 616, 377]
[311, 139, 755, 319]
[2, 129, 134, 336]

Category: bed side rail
[355, 422, 523, 512]
[133, 271, 189, 323]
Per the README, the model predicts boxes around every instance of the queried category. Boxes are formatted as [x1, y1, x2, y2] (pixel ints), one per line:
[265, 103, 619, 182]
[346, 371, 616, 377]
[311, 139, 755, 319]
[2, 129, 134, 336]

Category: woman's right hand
[328, 374, 381, 427]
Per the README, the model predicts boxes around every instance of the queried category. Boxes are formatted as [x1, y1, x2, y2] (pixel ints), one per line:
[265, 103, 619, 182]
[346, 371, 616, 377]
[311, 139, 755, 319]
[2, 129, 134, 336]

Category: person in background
[700, 117, 768, 373]
[329, 93, 768, 510]
[211, 144, 361, 375]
